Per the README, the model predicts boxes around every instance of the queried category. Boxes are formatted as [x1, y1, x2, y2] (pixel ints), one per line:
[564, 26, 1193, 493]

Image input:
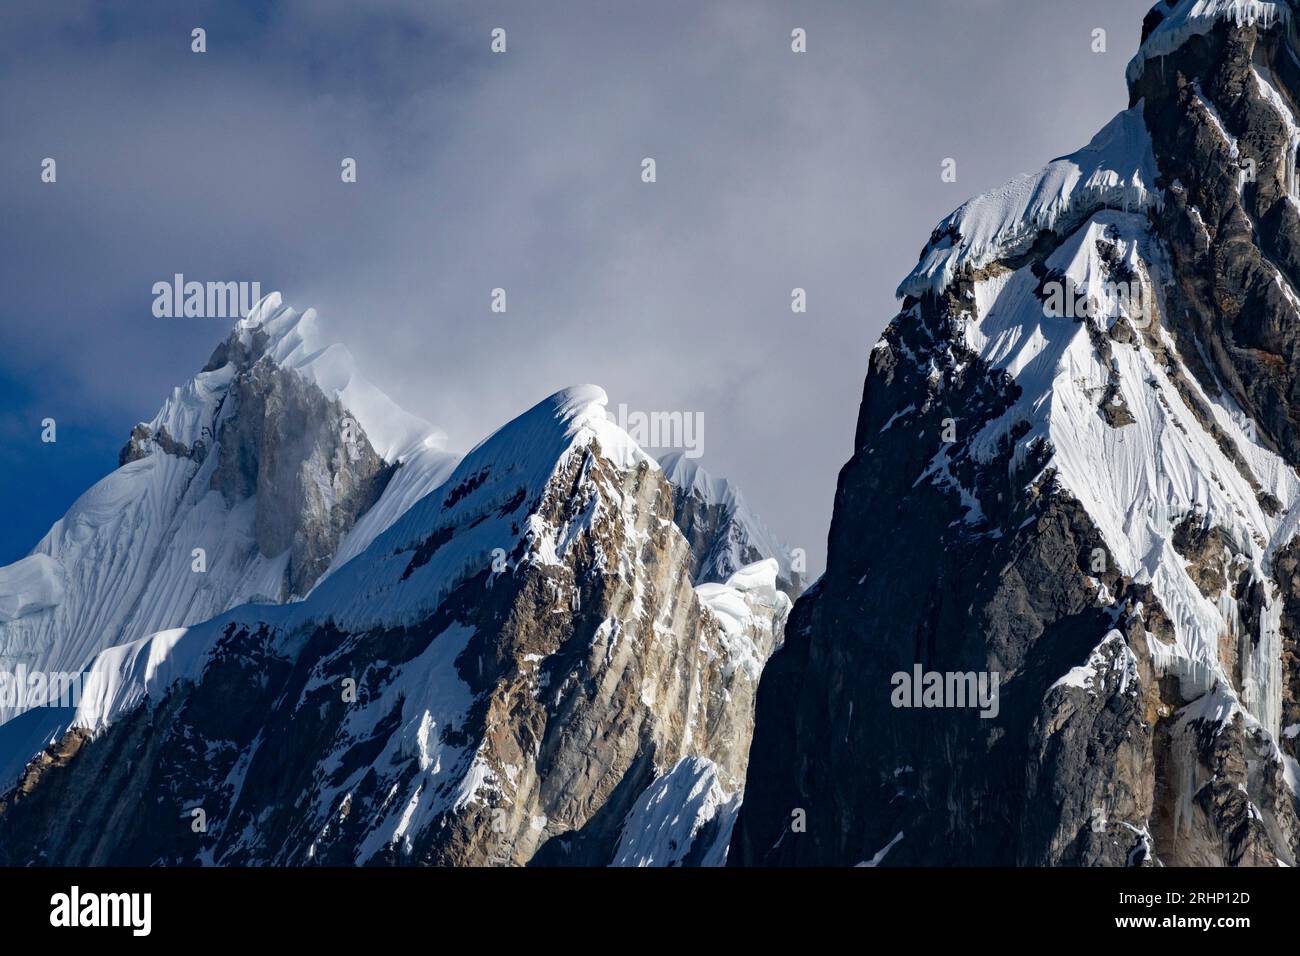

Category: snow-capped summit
[0, 295, 457, 726]
[227, 294, 444, 462]
[1129, 0, 1292, 83]
[897, 106, 1160, 300]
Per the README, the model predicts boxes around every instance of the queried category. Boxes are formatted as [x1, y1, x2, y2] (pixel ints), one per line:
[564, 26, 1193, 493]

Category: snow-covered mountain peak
[658, 450, 732, 502]
[465, 383, 650, 473]
[218, 293, 445, 462]
[899, 2, 1300, 304]
[736, 2, 1300, 866]
[0, 296, 460, 726]
[1130, 0, 1293, 84]
[0, 378, 788, 866]
[658, 451, 804, 596]
[898, 106, 1161, 300]
[294, 384, 656, 633]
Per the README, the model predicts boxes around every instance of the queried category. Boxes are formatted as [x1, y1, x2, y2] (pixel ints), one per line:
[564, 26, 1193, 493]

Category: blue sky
[0, 0, 1149, 568]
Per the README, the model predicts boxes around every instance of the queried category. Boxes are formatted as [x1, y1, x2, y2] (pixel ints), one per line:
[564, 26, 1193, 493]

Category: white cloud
[0, 0, 1148, 572]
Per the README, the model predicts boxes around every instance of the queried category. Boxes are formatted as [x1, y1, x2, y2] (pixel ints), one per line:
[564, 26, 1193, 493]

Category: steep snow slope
[612, 756, 739, 867]
[0, 556, 64, 624]
[0, 294, 456, 726]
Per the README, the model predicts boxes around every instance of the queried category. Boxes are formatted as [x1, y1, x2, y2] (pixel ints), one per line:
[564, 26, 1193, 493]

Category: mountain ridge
[0, 381, 790, 865]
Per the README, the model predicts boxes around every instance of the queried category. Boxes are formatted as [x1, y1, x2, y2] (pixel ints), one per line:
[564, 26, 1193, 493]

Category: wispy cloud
[0, 0, 1148, 570]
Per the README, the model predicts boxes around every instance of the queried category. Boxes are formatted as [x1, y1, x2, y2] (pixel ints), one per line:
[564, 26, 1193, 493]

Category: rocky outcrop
[1133, 1, 1300, 467]
[119, 423, 205, 466]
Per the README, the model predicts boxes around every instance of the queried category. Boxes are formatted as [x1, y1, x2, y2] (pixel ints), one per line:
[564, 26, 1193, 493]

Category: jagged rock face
[733, 1, 1300, 867]
[1133, 3, 1300, 466]
[0, 389, 787, 866]
[731, 315, 1156, 864]
[208, 358, 392, 596]
[1130, 2, 1300, 773]
[1271, 536, 1300, 762]
[670, 485, 771, 588]
[119, 422, 205, 466]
